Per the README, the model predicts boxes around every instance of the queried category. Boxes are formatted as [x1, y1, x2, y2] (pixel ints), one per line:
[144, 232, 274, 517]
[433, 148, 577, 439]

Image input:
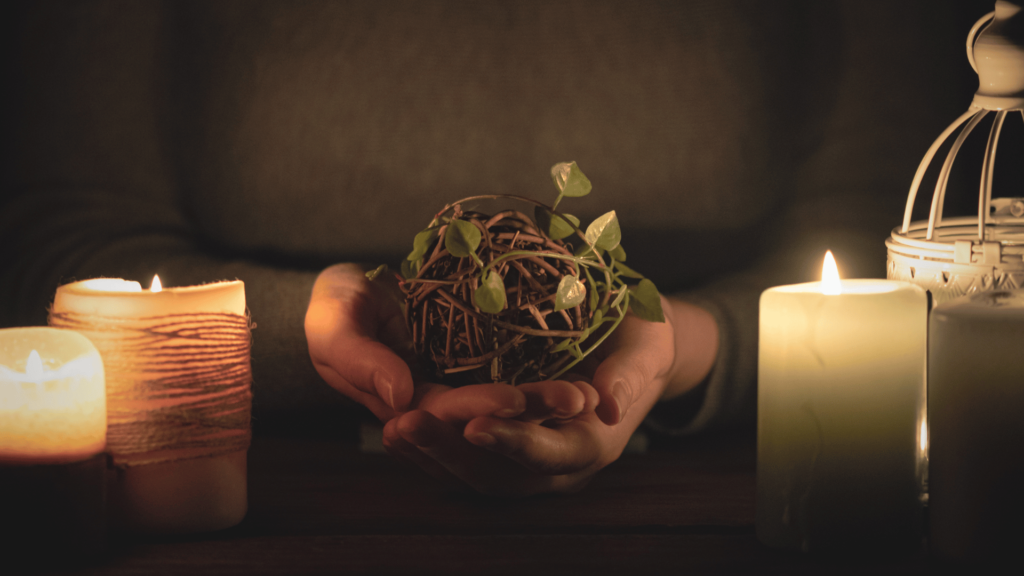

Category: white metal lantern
[887, 1, 1024, 303]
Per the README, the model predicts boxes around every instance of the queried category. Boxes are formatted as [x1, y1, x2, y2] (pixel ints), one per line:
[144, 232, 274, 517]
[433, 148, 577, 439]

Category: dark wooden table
[30, 429, 935, 575]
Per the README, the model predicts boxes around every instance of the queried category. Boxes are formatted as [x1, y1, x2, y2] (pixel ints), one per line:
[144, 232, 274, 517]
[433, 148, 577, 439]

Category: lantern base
[0, 452, 109, 569]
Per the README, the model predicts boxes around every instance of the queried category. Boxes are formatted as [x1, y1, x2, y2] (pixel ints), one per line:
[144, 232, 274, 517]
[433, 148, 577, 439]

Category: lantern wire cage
[887, 1, 1024, 303]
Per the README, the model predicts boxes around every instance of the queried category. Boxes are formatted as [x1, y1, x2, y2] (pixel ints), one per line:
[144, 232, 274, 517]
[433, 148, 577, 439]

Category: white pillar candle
[757, 252, 928, 553]
[928, 289, 1024, 559]
[50, 277, 251, 533]
[0, 327, 106, 464]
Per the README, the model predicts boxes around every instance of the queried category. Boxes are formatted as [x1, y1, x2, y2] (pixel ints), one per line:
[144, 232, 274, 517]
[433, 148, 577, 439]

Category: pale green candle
[757, 252, 928, 553]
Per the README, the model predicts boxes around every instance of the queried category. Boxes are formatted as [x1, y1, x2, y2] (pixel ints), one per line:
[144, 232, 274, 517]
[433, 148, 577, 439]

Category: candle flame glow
[81, 278, 142, 292]
[821, 251, 841, 295]
[151, 275, 162, 293]
[25, 350, 43, 379]
[919, 420, 929, 453]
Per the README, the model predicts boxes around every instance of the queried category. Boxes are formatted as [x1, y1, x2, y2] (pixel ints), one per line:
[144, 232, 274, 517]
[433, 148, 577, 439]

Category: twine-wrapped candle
[49, 278, 252, 533]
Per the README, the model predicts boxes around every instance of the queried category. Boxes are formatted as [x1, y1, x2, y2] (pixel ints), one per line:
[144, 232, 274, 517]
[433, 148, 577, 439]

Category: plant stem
[547, 292, 631, 381]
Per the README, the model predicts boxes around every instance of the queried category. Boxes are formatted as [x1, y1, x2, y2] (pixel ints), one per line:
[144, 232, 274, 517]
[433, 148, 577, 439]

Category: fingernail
[553, 407, 577, 419]
[468, 432, 497, 447]
[612, 381, 630, 422]
[374, 372, 394, 408]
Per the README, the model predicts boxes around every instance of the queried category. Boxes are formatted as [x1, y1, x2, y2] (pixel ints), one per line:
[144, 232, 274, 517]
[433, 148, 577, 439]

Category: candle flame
[151, 275, 162, 293]
[919, 420, 929, 453]
[821, 251, 841, 295]
[26, 350, 43, 379]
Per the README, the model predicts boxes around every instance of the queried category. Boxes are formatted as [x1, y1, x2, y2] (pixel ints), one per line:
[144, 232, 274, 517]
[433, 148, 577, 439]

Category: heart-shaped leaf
[473, 269, 506, 314]
[585, 210, 621, 251]
[534, 207, 580, 240]
[614, 260, 644, 279]
[608, 245, 627, 262]
[407, 226, 439, 262]
[554, 275, 586, 312]
[628, 279, 665, 322]
[550, 161, 592, 198]
[591, 308, 604, 326]
[574, 242, 603, 260]
[445, 219, 481, 259]
[400, 258, 422, 280]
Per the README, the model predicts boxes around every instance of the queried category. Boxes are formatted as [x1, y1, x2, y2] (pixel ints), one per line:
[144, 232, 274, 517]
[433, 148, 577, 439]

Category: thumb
[306, 264, 414, 413]
[590, 315, 674, 426]
[315, 335, 414, 413]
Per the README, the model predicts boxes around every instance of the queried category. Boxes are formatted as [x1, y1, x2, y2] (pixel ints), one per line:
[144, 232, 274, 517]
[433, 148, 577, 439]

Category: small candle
[757, 252, 928, 553]
[50, 277, 251, 533]
[928, 289, 1024, 559]
[1, 327, 106, 464]
[0, 327, 108, 566]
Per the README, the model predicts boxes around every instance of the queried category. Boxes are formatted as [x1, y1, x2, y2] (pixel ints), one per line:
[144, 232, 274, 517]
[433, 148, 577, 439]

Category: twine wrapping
[48, 310, 252, 467]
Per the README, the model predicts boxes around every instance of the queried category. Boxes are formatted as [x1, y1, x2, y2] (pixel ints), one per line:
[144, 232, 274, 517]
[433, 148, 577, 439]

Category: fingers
[514, 379, 598, 423]
[395, 410, 510, 488]
[464, 416, 602, 475]
[382, 417, 465, 488]
[413, 383, 526, 423]
[393, 410, 613, 496]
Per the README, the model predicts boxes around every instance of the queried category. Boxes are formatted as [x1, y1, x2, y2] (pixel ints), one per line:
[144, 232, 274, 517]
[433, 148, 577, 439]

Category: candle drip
[48, 310, 253, 467]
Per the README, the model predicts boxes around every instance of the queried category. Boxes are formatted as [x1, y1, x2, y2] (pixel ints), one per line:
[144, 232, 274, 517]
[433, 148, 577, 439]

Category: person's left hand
[381, 295, 710, 496]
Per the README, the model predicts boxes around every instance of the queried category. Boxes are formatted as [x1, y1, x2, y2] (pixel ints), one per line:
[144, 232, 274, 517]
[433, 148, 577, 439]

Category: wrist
[661, 298, 719, 402]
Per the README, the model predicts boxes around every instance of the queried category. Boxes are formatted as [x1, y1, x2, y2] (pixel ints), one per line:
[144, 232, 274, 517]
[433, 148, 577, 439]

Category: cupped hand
[382, 377, 604, 495]
[305, 263, 417, 421]
[305, 263, 602, 427]
[382, 295, 719, 496]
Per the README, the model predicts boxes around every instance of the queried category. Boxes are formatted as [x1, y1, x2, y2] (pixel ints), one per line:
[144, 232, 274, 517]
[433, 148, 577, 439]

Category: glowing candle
[0, 327, 106, 464]
[757, 252, 928, 553]
[50, 277, 251, 533]
[1, 327, 108, 566]
[928, 289, 1024, 559]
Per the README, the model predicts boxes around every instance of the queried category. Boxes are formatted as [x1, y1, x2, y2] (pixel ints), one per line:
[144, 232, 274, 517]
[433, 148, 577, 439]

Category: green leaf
[608, 245, 627, 262]
[550, 161, 592, 198]
[445, 219, 481, 259]
[585, 210, 621, 251]
[400, 258, 422, 280]
[407, 227, 439, 262]
[534, 207, 580, 240]
[628, 279, 665, 322]
[574, 242, 603, 260]
[611, 287, 627, 310]
[365, 264, 388, 281]
[591, 308, 604, 326]
[473, 269, 506, 314]
[553, 275, 586, 312]
[614, 260, 645, 279]
[552, 338, 574, 352]
[584, 267, 599, 313]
